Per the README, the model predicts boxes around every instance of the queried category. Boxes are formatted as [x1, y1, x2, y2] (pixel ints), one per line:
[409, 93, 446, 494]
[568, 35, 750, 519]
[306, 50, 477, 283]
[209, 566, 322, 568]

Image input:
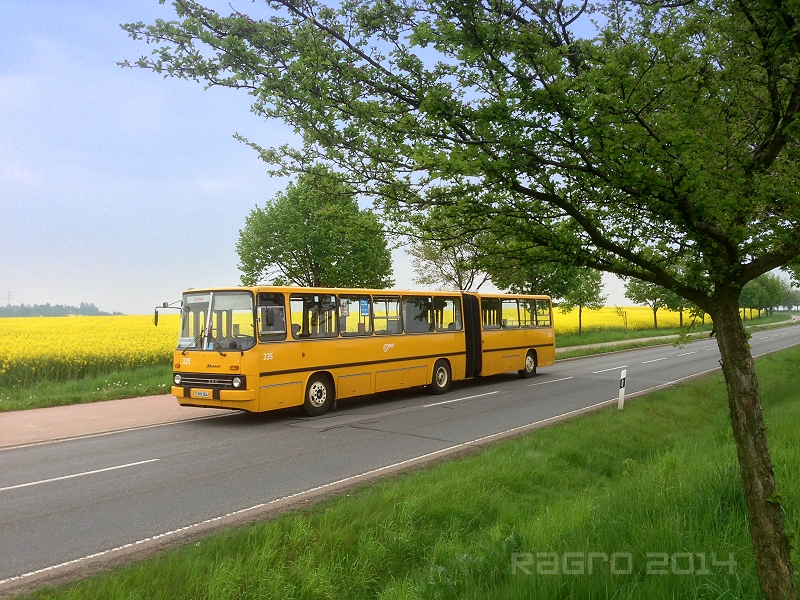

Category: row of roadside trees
[235, 175, 796, 337]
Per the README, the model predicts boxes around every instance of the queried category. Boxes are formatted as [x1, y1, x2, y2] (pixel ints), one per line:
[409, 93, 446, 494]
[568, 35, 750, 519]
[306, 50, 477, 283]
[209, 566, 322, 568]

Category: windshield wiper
[181, 331, 204, 355]
[205, 333, 227, 357]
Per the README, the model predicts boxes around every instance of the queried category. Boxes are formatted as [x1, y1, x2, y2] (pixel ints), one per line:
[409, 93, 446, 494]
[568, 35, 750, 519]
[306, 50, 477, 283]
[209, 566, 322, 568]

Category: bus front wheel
[428, 359, 451, 395]
[302, 374, 333, 416]
[518, 351, 537, 379]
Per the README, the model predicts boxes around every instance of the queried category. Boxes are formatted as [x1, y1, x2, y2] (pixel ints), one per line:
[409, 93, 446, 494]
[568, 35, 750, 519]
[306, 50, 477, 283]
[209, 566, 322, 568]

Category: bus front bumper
[172, 385, 256, 405]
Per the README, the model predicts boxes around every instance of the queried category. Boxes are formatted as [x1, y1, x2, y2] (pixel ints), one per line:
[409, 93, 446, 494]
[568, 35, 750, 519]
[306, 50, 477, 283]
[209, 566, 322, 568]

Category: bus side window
[340, 296, 372, 336]
[402, 296, 434, 333]
[520, 300, 534, 327]
[536, 300, 552, 327]
[290, 294, 338, 338]
[258, 292, 287, 341]
[481, 298, 501, 329]
[434, 297, 462, 332]
[374, 296, 401, 335]
[502, 299, 520, 328]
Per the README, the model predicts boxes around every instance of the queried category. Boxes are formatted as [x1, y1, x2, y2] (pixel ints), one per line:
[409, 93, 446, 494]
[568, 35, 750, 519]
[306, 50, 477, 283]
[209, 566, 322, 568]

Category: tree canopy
[236, 166, 394, 288]
[559, 268, 607, 336]
[122, 0, 800, 596]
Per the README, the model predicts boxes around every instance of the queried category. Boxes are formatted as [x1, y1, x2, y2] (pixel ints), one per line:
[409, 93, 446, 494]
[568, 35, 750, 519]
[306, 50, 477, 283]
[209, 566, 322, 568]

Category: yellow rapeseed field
[0, 314, 180, 389]
[1, 306, 695, 388]
[554, 305, 690, 335]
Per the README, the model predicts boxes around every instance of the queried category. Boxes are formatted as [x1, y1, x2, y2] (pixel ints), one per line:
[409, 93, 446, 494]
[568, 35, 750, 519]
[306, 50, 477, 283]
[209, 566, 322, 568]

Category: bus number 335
[263, 353, 274, 361]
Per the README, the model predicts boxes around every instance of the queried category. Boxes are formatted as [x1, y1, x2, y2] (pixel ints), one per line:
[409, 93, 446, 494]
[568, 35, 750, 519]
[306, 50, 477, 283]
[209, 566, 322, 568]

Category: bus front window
[178, 291, 256, 351]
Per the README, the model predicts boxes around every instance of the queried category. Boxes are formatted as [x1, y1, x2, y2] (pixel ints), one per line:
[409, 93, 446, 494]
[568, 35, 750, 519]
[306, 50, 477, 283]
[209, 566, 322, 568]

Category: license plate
[193, 390, 210, 398]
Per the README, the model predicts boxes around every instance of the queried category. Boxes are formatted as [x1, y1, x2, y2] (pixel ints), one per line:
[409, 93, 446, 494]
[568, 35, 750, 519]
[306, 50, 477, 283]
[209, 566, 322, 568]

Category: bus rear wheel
[518, 351, 537, 379]
[428, 359, 451, 395]
[302, 374, 333, 416]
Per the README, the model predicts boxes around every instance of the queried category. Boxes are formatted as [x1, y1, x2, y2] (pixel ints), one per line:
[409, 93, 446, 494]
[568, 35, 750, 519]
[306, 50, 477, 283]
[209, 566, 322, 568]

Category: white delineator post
[618, 369, 627, 410]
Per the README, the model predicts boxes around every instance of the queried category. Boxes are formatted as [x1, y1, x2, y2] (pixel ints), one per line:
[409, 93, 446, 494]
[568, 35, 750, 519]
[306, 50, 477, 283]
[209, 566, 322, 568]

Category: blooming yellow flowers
[1, 307, 694, 389]
[0, 315, 180, 389]
[555, 305, 689, 335]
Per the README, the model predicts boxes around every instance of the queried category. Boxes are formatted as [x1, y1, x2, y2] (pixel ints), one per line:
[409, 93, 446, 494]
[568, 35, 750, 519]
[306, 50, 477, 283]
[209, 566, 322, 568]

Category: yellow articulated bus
[161, 287, 555, 416]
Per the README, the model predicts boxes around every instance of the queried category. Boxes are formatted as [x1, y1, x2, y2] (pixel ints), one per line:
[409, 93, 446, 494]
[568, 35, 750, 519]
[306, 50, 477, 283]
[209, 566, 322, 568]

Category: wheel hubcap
[436, 367, 448, 387]
[309, 381, 327, 407]
[526, 355, 535, 371]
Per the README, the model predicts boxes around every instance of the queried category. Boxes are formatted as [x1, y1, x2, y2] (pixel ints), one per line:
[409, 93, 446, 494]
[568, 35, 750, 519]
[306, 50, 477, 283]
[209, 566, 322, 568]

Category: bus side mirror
[154, 307, 159, 327]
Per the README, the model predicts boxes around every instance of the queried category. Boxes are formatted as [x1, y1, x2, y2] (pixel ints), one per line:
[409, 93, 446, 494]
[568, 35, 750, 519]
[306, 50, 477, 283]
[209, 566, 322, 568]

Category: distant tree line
[0, 303, 121, 317]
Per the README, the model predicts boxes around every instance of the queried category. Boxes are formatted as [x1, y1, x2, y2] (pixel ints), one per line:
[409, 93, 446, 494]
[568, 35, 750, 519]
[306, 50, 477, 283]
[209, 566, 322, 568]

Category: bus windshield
[178, 291, 256, 351]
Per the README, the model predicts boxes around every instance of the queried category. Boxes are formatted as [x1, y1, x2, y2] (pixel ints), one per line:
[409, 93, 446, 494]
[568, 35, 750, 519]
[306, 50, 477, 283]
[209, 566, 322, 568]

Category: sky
[0, 0, 627, 315]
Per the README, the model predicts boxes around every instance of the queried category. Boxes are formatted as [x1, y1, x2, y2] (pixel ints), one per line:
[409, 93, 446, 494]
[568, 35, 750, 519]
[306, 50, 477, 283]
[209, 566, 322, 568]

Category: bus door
[462, 293, 482, 378]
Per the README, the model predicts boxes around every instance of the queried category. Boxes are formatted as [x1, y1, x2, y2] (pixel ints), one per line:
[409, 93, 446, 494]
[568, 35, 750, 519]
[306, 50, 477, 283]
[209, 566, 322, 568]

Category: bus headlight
[174, 374, 182, 386]
[232, 376, 243, 389]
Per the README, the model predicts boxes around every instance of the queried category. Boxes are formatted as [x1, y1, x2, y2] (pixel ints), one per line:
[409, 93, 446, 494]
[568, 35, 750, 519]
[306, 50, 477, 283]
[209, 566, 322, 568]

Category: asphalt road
[2, 325, 799, 592]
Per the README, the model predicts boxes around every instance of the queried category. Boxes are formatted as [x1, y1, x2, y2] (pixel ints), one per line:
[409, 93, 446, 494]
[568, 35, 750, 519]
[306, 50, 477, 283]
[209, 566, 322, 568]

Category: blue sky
[0, 1, 625, 314]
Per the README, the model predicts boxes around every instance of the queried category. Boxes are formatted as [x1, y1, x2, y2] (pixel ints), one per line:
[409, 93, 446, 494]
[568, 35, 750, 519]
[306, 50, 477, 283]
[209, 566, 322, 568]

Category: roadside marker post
[618, 369, 627, 410]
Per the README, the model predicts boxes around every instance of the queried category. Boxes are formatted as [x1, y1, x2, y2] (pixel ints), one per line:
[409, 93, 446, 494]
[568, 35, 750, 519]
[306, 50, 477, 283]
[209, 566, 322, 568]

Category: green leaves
[121, 0, 800, 306]
[235, 165, 394, 288]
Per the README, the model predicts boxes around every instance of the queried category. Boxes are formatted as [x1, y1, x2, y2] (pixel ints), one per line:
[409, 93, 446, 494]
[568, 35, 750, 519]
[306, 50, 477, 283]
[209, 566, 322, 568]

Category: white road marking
[641, 357, 668, 364]
[5, 335, 800, 587]
[528, 376, 574, 387]
[592, 366, 627, 374]
[0, 398, 619, 587]
[677, 351, 697, 356]
[0, 459, 160, 493]
[423, 391, 499, 408]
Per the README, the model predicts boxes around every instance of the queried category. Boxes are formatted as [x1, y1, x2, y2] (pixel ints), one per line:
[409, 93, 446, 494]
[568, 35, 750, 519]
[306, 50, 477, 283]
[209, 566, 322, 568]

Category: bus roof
[182, 285, 551, 300]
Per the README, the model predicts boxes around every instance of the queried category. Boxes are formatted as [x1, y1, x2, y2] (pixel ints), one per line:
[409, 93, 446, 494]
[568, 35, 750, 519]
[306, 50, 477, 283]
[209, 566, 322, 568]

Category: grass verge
[0, 365, 172, 412]
[24, 346, 800, 599]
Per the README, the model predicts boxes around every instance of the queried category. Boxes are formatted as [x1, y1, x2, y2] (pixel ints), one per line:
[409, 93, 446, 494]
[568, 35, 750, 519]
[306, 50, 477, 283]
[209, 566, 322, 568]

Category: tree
[780, 278, 800, 310]
[559, 268, 608, 337]
[624, 279, 673, 330]
[409, 237, 489, 291]
[741, 274, 784, 319]
[122, 1, 800, 596]
[404, 207, 490, 290]
[477, 243, 585, 301]
[236, 166, 394, 288]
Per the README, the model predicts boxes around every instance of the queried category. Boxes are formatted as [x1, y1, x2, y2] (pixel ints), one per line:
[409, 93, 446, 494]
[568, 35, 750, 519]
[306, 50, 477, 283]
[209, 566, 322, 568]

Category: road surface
[1, 325, 798, 595]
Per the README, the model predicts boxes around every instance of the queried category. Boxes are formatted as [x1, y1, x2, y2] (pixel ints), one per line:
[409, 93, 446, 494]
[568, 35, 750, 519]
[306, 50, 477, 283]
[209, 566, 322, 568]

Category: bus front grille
[176, 373, 242, 389]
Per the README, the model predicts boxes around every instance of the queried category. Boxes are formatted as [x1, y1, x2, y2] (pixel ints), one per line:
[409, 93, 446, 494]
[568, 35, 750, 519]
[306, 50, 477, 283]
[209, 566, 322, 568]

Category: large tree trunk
[711, 295, 797, 600]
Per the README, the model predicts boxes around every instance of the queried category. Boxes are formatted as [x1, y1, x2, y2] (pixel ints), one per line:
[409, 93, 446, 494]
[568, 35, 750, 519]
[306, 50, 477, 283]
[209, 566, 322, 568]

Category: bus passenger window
[434, 297, 462, 331]
[536, 300, 552, 327]
[373, 296, 401, 335]
[340, 296, 372, 336]
[481, 298, 501, 329]
[519, 300, 534, 327]
[290, 294, 338, 339]
[402, 296, 434, 333]
[258, 292, 286, 341]
[502, 299, 520, 328]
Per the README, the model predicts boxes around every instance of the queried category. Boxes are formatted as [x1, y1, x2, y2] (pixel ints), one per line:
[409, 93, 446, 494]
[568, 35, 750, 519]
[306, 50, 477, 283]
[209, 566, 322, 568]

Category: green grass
[24, 346, 800, 599]
[0, 365, 172, 412]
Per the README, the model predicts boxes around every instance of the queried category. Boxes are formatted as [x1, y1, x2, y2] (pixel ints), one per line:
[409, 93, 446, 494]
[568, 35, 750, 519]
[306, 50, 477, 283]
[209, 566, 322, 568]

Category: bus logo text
[383, 344, 394, 352]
